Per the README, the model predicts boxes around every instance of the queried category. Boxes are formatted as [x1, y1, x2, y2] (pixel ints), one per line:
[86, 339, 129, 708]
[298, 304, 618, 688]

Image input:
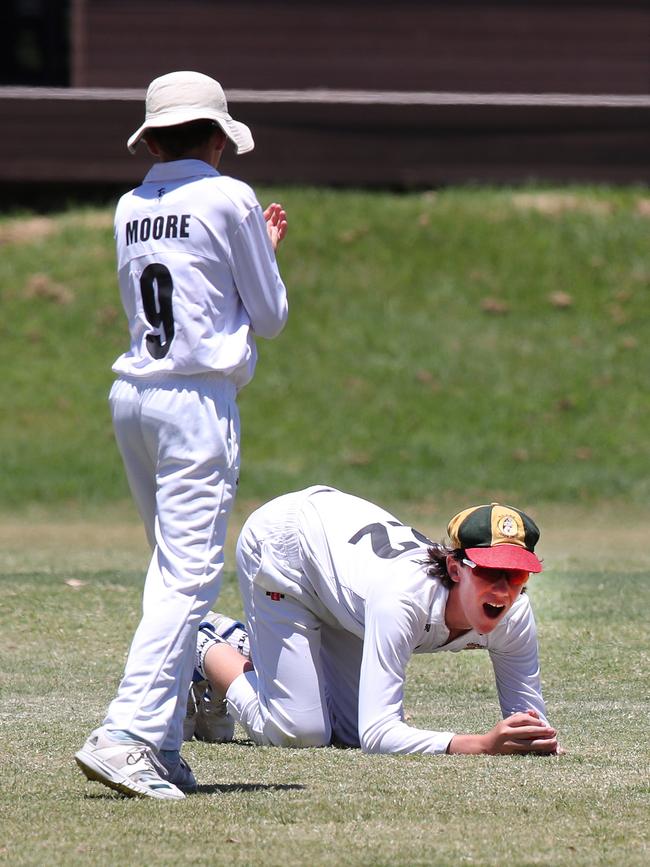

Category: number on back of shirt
[348, 521, 433, 559]
[140, 263, 175, 358]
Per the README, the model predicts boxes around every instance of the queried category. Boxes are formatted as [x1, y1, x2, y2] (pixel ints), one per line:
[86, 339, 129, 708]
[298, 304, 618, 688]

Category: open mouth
[483, 602, 506, 619]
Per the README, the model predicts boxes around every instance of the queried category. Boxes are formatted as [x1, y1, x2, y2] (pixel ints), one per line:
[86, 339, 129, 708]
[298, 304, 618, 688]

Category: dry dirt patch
[0, 216, 57, 245]
[0, 211, 113, 247]
[63, 211, 113, 230]
[510, 192, 614, 216]
[24, 273, 75, 305]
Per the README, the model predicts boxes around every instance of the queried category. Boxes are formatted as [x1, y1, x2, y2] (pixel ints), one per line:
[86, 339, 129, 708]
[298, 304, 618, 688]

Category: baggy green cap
[447, 503, 542, 573]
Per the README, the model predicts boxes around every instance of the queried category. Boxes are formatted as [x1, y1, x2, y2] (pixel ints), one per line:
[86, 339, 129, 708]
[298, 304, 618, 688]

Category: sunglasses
[462, 558, 530, 587]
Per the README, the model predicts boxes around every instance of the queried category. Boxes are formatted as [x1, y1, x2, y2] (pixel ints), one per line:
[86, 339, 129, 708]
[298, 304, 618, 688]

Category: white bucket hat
[127, 70, 254, 155]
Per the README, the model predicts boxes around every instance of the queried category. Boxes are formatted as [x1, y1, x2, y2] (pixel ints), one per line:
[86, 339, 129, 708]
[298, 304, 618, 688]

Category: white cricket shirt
[258, 486, 549, 755]
[112, 160, 288, 387]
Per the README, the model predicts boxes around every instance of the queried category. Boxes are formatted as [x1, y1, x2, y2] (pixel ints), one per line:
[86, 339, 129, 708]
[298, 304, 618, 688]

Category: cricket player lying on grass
[184, 486, 560, 756]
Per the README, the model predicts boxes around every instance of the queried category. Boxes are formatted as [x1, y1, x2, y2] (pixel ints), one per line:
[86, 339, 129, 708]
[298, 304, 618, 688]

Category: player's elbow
[253, 305, 288, 339]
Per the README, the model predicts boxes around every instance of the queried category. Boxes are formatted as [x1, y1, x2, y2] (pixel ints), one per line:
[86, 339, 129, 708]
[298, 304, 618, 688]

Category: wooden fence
[1, 1, 648, 201]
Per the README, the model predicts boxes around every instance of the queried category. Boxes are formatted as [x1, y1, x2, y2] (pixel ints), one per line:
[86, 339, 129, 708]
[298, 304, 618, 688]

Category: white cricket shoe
[190, 680, 235, 743]
[75, 729, 185, 800]
[183, 688, 199, 742]
[183, 611, 249, 742]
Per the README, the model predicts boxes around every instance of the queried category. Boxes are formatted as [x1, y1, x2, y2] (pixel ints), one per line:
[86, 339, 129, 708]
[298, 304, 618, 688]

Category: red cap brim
[465, 544, 543, 573]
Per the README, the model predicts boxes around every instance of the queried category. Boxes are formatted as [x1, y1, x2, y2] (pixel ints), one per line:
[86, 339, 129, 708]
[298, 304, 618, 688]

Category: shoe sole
[195, 710, 235, 743]
[165, 766, 198, 794]
[74, 749, 186, 801]
[194, 728, 234, 743]
[194, 735, 233, 743]
[171, 778, 198, 794]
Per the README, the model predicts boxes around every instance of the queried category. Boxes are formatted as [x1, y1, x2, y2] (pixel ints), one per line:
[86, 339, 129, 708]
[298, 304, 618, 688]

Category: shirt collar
[143, 159, 220, 183]
[429, 583, 449, 626]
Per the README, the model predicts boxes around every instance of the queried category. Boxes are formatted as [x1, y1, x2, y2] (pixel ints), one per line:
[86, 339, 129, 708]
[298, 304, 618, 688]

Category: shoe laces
[200, 688, 228, 718]
[125, 745, 168, 782]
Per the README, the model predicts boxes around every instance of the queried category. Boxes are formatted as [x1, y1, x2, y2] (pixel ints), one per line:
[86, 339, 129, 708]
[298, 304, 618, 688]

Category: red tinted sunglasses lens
[508, 571, 530, 586]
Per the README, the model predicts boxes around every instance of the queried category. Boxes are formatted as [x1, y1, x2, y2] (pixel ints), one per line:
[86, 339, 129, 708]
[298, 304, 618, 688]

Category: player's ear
[212, 127, 227, 151]
[143, 134, 162, 158]
[446, 555, 462, 583]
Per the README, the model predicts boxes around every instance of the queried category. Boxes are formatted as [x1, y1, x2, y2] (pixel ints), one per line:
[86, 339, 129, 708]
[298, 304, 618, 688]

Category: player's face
[446, 557, 529, 635]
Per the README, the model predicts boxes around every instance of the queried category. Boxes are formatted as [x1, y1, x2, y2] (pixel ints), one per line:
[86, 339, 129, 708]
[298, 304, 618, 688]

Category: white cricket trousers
[103, 373, 240, 751]
[227, 490, 363, 748]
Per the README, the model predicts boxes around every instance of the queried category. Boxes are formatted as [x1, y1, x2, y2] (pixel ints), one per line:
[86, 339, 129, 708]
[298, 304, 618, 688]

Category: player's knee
[265, 720, 330, 749]
[271, 730, 330, 749]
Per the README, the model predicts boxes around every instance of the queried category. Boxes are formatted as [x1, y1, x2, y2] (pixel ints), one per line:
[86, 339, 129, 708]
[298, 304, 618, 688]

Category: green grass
[1, 514, 648, 866]
[0, 186, 649, 508]
[1, 187, 649, 863]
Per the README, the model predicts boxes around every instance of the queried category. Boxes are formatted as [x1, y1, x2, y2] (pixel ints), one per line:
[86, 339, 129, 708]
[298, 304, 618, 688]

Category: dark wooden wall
[1, 1, 648, 200]
[72, 0, 649, 94]
[2, 92, 647, 190]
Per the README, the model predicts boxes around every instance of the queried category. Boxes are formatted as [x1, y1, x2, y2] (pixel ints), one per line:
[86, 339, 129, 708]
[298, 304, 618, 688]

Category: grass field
[1, 506, 649, 866]
[1, 186, 649, 508]
[1, 186, 649, 865]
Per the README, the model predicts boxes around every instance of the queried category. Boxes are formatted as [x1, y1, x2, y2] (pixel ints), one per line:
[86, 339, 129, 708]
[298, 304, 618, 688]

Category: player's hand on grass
[448, 709, 558, 755]
[264, 203, 288, 251]
[482, 710, 558, 755]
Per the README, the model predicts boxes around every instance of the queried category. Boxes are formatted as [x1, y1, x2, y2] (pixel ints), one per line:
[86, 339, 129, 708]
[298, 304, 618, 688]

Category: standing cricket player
[191, 487, 559, 756]
[75, 71, 288, 799]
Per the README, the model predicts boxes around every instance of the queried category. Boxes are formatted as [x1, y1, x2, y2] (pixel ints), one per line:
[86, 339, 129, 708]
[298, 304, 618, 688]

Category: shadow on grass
[197, 782, 307, 795]
[81, 782, 306, 800]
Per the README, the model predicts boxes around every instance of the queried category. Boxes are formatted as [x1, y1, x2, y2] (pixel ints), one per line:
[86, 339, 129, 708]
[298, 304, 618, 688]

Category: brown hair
[422, 543, 463, 589]
[144, 119, 223, 159]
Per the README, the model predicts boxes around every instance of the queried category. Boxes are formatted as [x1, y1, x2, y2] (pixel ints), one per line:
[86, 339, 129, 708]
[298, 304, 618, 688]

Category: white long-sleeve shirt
[252, 486, 549, 754]
[112, 160, 288, 387]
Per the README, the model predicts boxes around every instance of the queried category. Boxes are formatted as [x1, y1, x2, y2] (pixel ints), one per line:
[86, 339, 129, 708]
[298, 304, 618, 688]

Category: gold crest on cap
[497, 515, 518, 538]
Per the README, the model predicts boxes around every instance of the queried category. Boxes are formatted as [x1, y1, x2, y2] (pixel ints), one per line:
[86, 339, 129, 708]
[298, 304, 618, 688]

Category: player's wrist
[447, 733, 489, 755]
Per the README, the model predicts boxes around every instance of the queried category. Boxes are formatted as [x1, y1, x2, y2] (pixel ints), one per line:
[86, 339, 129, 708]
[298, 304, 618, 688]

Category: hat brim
[127, 108, 254, 155]
[465, 544, 543, 573]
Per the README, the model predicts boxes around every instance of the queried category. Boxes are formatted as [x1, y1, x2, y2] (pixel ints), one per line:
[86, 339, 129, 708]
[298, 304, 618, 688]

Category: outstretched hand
[448, 709, 562, 756]
[483, 710, 559, 755]
[264, 202, 288, 251]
